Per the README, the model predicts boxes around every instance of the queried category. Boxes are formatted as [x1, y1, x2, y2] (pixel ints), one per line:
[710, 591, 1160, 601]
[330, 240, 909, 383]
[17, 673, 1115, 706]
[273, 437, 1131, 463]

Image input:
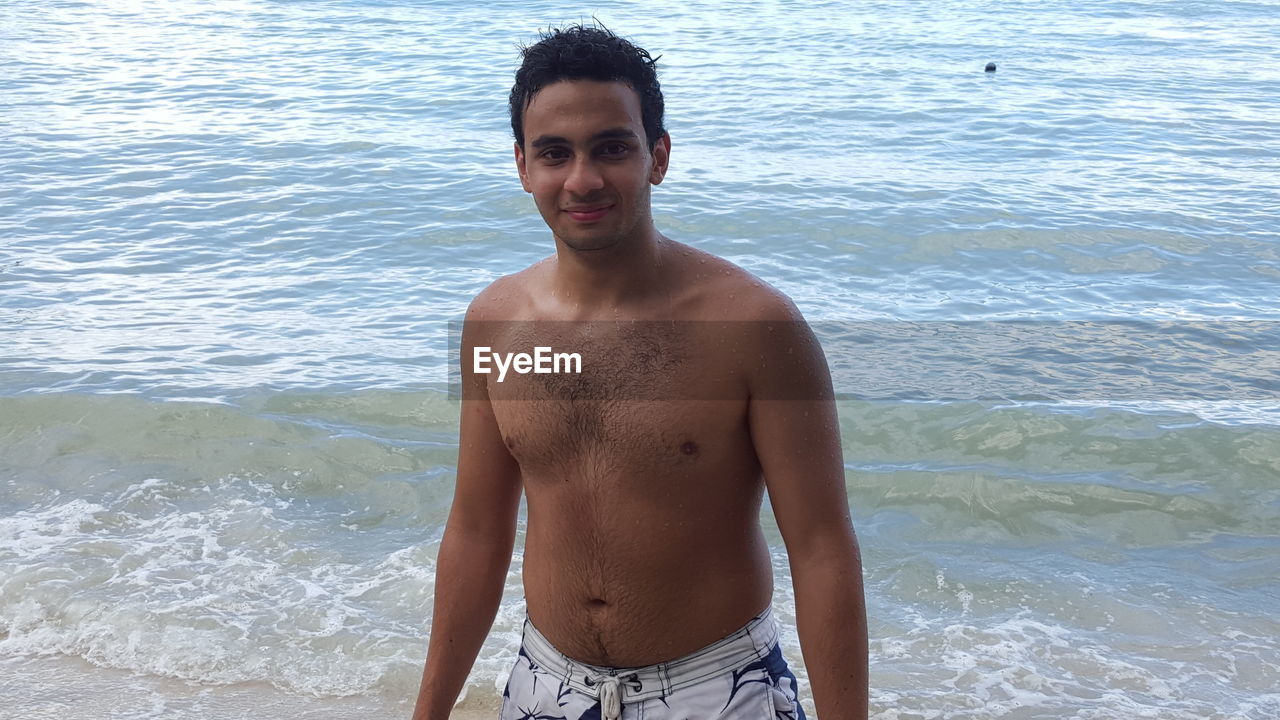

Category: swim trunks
[499, 606, 807, 720]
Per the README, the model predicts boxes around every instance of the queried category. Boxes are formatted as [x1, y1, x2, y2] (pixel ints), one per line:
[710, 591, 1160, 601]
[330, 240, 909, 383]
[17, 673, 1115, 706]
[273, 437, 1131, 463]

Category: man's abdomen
[520, 475, 774, 667]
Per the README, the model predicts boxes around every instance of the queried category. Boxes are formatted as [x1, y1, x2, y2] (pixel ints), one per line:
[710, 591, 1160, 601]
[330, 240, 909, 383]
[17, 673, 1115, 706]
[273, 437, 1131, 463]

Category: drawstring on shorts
[584, 671, 642, 720]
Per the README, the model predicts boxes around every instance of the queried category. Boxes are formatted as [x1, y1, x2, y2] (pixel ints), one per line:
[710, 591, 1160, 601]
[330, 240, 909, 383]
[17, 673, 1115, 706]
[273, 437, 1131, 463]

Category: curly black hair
[509, 24, 665, 149]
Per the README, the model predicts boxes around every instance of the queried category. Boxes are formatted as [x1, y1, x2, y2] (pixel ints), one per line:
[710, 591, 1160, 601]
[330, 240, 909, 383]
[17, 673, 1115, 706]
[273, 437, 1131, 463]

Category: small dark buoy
[984, 62, 997, 72]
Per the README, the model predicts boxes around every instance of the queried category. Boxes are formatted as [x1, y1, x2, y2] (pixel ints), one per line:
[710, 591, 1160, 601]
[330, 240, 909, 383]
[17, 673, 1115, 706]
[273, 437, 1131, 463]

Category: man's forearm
[792, 537, 869, 720]
[411, 523, 515, 720]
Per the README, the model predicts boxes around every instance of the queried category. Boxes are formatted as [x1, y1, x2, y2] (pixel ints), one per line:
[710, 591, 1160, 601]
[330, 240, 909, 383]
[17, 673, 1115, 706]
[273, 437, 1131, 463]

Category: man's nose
[564, 157, 604, 195]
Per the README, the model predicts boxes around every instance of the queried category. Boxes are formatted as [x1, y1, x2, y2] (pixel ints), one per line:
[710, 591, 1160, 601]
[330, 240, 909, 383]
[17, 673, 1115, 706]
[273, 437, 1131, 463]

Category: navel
[679, 440, 699, 456]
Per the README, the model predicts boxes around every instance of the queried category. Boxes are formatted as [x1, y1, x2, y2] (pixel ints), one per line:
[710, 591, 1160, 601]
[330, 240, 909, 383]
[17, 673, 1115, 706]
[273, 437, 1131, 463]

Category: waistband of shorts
[519, 605, 779, 702]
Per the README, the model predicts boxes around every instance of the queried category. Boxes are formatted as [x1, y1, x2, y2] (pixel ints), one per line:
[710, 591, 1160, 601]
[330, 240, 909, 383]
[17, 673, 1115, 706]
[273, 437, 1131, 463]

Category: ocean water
[2, 0, 1279, 718]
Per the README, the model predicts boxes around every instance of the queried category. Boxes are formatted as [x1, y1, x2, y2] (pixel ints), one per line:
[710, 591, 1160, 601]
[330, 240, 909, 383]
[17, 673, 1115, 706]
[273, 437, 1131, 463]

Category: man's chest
[482, 322, 749, 474]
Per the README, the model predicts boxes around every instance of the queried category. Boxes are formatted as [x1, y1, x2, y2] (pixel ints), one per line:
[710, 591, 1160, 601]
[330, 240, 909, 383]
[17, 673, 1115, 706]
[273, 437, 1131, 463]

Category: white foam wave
[0, 475, 439, 698]
[864, 610, 1277, 719]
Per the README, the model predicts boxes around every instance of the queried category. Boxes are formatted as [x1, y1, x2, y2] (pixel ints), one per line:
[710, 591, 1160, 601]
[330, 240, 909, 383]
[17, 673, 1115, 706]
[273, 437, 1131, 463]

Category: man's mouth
[563, 205, 614, 222]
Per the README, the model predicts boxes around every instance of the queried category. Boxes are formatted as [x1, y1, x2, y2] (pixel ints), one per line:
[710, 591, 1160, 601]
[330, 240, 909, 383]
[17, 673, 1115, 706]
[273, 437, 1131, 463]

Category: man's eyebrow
[529, 128, 640, 149]
[530, 135, 568, 150]
[591, 128, 640, 142]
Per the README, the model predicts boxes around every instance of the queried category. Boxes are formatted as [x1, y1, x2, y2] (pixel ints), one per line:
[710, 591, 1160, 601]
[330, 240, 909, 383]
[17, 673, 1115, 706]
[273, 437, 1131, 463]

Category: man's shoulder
[672, 243, 822, 392]
[682, 251, 829, 398]
[674, 242, 804, 324]
[464, 258, 552, 323]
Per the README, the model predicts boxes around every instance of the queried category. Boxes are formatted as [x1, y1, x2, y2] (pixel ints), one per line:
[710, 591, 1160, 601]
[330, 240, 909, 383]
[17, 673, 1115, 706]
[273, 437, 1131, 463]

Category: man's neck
[548, 226, 670, 312]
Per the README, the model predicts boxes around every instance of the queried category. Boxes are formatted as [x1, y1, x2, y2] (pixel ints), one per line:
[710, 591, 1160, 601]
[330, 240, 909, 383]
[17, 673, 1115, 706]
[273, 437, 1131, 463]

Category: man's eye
[541, 149, 569, 161]
[601, 143, 629, 156]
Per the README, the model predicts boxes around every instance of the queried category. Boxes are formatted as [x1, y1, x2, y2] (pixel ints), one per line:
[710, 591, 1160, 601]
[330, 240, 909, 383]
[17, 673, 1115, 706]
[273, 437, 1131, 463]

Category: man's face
[515, 80, 670, 252]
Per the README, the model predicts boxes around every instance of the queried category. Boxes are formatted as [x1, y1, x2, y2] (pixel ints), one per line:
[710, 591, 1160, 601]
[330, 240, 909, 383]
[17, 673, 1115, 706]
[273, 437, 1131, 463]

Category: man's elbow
[442, 504, 518, 552]
[784, 521, 862, 570]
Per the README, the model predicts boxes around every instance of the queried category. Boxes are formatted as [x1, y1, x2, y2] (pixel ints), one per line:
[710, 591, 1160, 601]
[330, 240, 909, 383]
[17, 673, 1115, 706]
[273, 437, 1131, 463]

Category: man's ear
[649, 133, 671, 186]
[515, 142, 532, 193]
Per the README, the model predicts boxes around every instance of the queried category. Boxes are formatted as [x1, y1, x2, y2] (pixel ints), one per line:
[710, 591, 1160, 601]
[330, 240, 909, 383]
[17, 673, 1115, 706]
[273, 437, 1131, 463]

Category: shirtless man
[412, 25, 867, 720]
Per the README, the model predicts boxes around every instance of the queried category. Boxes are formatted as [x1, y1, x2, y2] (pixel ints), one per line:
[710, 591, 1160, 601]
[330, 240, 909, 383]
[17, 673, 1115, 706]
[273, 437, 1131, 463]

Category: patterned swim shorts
[499, 606, 807, 720]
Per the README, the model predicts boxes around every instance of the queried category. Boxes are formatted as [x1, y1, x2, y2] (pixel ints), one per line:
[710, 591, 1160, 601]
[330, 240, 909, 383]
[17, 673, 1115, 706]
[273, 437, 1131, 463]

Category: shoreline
[0, 653, 500, 720]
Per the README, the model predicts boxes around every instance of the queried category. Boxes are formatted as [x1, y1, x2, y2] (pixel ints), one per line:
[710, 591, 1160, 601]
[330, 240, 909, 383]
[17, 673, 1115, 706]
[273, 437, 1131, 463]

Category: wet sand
[0, 654, 499, 720]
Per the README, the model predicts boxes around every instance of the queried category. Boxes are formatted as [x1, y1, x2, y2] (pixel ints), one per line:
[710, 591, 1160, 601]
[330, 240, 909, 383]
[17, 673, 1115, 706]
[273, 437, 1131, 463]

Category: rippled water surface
[2, 1, 1278, 718]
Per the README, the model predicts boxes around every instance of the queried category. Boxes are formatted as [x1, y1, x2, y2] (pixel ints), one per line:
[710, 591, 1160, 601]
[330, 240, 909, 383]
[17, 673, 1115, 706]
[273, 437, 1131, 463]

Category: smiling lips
[563, 204, 614, 222]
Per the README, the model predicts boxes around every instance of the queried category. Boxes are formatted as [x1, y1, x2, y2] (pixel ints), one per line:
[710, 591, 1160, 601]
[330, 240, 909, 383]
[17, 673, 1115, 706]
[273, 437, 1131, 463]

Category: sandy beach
[0, 654, 500, 720]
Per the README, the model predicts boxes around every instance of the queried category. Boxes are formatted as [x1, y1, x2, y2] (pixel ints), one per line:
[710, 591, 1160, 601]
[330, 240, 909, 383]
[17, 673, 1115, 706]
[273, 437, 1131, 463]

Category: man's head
[510, 25, 671, 253]
[509, 24, 665, 150]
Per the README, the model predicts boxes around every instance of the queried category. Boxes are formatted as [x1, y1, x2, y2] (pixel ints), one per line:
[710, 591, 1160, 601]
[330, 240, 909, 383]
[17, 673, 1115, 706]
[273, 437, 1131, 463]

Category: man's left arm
[745, 299, 868, 720]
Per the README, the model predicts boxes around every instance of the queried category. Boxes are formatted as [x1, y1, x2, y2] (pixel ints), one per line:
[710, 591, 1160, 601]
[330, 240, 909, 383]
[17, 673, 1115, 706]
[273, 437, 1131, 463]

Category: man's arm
[412, 300, 522, 720]
[745, 297, 869, 720]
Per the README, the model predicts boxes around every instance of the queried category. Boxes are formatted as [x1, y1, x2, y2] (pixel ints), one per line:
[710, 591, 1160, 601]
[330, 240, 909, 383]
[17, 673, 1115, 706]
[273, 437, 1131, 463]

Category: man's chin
[556, 232, 624, 253]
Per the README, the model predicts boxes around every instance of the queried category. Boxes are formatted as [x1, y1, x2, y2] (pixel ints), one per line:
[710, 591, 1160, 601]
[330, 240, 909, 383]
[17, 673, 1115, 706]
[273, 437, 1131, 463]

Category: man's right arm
[411, 300, 521, 720]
